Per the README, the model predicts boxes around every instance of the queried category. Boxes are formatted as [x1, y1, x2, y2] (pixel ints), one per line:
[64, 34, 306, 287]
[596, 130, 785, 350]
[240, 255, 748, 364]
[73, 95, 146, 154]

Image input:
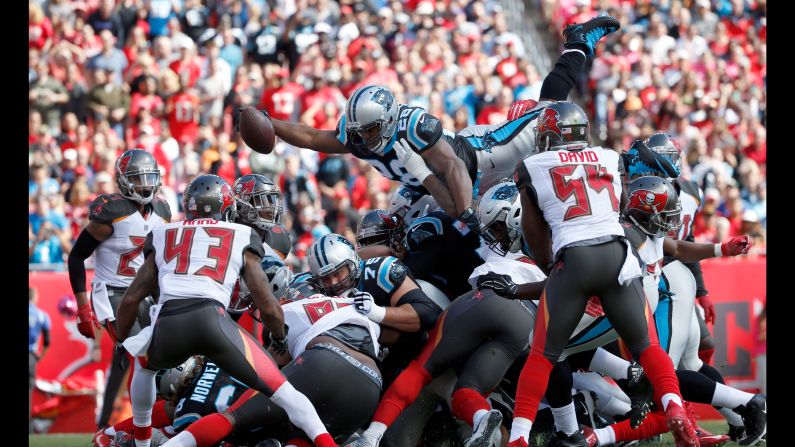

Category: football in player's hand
[238, 106, 275, 154]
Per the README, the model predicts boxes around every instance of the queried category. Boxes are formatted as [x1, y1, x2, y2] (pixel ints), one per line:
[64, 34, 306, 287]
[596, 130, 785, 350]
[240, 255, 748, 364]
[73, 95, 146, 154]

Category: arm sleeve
[396, 287, 442, 331]
[244, 230, 266, 258]
[68, 230, 102, 293]
[410, 112, 443, 153]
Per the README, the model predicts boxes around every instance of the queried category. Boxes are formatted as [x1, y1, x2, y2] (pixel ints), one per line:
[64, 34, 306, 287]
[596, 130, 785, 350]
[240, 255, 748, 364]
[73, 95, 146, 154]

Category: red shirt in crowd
[169, 57, 202, 88]
[29, 18, 53, 50]
[130, 93, 164, 121]
[259, 82, 306, 122]
[166, 91, 200, 143]
[476, 105, 509, 125]
[301, 87, 344, 129]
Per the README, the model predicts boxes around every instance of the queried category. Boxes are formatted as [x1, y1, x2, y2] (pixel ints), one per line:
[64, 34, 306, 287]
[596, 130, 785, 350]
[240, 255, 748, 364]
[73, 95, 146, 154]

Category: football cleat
[625, 362, 653, 429]
[113, 431, 134, 447]
[563, 16, 621, 56]
[91, 429, 113, 447]
[665, 402, 699, 447]
[727, 424, 746, 441]
[548, 429, 589, 447]
[734, 394, 766, 446]
[465, 409, 503, 447]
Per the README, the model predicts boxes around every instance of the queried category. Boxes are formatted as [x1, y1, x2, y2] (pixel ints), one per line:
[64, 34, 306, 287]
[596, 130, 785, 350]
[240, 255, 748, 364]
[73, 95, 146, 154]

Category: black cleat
[727, 424, 746, 441]
[562, 15, 621, 56]
[734, 394, 766, 446]
[624, 362, 653, 429]
[548, 429, 589, 447]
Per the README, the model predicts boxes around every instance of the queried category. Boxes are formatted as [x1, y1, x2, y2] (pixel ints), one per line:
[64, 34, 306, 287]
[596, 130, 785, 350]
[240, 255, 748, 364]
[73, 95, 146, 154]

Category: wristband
[714, 243, 723, 258]
[368, 304, 387, 323]
[410, 164, 433, 183]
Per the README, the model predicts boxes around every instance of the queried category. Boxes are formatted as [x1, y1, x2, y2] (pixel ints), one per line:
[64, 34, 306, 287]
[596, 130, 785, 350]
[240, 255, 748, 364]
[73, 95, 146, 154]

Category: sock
[311, 433, 336, 447]
[718, 407, 744, 426]
[162, 431, 196, 447]
[514, 351, 554, 422]
[593, 426, 616, 446]
[713, 383, 754, 409]
[539, 51, 586, 101]
[131, 358, 157, 447]
[451, 388, 491, 426]
[372, 360, 432, 427]
[638, 346, 681, 408]
[184, 413, 232, 447]
[361, 421, 388, 444]
[285, 439, 313, 447]
[509, 417, 533, 442]
[551, 402, 578, 436]
[611, 412, 668, 442]
[589, 347, 631, 380]
[270, 381, 330, 441]
[597, 396, 632, 417]
[661, 393, 683, 411]
[698, 347, 715, 365]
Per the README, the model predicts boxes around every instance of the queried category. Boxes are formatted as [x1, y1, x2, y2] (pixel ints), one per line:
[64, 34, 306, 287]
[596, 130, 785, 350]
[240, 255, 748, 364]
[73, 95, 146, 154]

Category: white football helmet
[477, 180, 523, 256]
[307, 234, 361, 296]
[388, 186, 439, 227]
[344, 85, 399, 155]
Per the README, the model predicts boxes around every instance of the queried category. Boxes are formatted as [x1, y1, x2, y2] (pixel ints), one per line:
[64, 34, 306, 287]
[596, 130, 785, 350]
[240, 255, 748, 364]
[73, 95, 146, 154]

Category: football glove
[476, 272, 519, 299]
[352, 291, 386, 323]
[718, 235, 751, 256]
[77, 303, 101, 339]
[394, 138, 433, 183]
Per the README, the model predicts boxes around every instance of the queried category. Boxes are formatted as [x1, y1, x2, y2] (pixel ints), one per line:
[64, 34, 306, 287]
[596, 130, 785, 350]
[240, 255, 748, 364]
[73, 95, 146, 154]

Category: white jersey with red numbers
[282, 295, 381, 359]
[90, 195, 171, 288]
[517, 147, 624, 257]
[636, 235, 665, 281]
[146, 219, 265, 308]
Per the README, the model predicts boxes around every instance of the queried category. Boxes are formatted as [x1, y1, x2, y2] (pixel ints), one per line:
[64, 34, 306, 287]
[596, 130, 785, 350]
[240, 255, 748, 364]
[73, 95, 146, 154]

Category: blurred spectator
[29, 163, 61, 199]
[86, 30, 129, 86]
[165, 79, 200, 144]
[86, 68, 131, 137]
[87, 0, 126, 45]
[30, 62, 69, 135]
[29, 195, 72, 264]
[29, 286, 51, 429]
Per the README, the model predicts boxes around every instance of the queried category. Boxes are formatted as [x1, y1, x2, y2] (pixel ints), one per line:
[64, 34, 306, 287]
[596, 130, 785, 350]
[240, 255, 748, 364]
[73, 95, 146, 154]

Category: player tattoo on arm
[117, 254, 158, 342]
[242, 250, 286, 340]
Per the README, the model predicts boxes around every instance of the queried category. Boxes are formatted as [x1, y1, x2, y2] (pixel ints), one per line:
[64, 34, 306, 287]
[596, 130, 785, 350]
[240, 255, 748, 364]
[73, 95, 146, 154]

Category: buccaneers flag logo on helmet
[117, 153, 132, 174]
[235, 178, 256, 197]
[628, 189, 669, 212]
[536, 108, 562, 137]
[220, 183, 236, 214]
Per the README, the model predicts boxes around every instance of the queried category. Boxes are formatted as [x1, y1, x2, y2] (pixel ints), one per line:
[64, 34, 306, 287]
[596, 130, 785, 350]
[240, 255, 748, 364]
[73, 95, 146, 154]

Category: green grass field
[28, 421, 767, 447]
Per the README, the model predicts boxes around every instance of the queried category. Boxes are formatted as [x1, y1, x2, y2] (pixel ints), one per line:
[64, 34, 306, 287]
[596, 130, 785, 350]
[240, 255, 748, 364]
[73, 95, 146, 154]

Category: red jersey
[29, 18, 53, 50]
[169, 58, 202, 88]
[167, 92, 200, 143]
[130, 93, 164, 120]
[259, 82, 305, 122]
[476, 105, 509, 125]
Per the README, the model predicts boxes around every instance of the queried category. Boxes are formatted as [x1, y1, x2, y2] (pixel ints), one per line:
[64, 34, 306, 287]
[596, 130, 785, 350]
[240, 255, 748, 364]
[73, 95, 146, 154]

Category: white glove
[394, 138, 433, 183]
[352, 291, 386, 323]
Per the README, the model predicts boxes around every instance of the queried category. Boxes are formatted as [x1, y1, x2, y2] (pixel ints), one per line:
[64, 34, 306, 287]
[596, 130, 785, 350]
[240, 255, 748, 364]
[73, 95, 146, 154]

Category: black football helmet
[115, 149, 161, 204]
[644, 133, 683, 178]
[233, 174, 283, 226]
[356, 209, 402, 248]
[534, 101, 590, 151]
[624, 176, 682, 238]
[183, 174, 237, 222]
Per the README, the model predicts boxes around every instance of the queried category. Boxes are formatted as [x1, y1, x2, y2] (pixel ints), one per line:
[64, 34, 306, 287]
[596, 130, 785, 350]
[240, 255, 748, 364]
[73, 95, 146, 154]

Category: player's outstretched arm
[663, 234, 752, 262]
[270, 117, 348, 154]
[117, 254, 158, 342]
[421, 138, 473, 216]
[242, 250, 286, 341]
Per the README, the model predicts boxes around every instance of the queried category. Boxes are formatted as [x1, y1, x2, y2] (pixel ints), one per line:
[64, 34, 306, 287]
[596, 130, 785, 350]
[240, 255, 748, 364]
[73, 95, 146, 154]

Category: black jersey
[335, 104, 450, 194]
[356, 255, 410, 307]
[172, 361, 248, 432]
[402, 211, 486, 298]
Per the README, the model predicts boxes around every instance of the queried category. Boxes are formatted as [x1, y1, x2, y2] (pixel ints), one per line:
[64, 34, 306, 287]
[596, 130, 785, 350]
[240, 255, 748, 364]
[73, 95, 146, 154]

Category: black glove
[269, 333, 289, 356]
[459, 207, 480, 234]
[114, 343, 128, 370]
[476, 272, 519, 299]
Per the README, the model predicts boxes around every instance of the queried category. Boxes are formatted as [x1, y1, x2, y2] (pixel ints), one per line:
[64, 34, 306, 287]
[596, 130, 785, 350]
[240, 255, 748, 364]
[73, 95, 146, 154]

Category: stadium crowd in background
[29, 0, 766, 271]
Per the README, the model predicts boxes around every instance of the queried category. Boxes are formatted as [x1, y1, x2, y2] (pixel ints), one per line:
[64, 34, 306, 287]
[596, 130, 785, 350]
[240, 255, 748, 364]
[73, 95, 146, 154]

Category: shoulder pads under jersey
[88, 194, 137, 225]
[150, 197, 173, 222]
